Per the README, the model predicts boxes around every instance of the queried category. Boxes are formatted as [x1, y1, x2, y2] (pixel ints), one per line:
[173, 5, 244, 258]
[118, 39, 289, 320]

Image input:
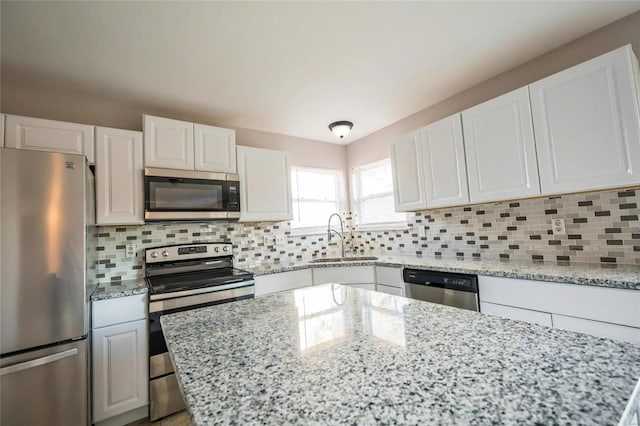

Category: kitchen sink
[309, 256, 378, 263]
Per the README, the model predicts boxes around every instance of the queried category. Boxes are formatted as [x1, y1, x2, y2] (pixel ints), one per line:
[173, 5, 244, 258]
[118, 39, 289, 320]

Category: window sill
[289, 227, 328, 237]
[352, 223, 408, 233]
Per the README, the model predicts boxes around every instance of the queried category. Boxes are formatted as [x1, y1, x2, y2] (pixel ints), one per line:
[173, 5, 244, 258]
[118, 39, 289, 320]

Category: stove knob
[151, 251, 159, 258]
[223, 246, 229, 252]
[214, 247, 219, 253]
[162, 250, 170, 257]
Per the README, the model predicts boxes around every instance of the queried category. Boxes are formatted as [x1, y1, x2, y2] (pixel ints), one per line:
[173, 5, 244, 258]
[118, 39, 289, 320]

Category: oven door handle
[146, 260, 229, 276]
[149, 279, 254, 301]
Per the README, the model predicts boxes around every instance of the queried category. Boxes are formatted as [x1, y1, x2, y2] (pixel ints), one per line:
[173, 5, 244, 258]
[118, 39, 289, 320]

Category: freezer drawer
[0, 340, 88, 426]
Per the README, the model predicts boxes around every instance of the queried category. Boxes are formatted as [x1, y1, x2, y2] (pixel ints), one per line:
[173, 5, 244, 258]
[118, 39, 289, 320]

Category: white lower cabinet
[375, 266, 404, 296]
[551, 314, 640, 345]
[349, 283, 376, 291]
[376, 284, 403, 296]
[478, 276, 640, 343]
[92, 295, 148, 425]
[480, 301, 552, 327]
[312, 266, 376, 286]
[254, 269, 313, 297]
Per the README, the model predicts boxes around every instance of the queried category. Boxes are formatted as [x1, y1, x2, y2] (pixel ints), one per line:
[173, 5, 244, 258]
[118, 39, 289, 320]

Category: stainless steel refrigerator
[0, 148, 94, 426]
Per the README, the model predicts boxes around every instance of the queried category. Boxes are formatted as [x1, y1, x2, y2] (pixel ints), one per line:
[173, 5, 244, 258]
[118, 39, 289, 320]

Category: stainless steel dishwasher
[403, 268, 479, 311]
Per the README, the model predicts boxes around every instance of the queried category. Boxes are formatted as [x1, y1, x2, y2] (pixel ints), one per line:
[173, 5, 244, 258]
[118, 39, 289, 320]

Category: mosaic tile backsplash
[348, 187, 639, 265]
[93, 187, 639, 282]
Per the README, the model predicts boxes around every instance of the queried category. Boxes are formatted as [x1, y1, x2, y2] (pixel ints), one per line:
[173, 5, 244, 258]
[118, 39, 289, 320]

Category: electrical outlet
[275, 235, 285, 245]
[125, 243, 136, 258]
[263, 236, 271, 245]
[552, 218, 566, 235]
[419, 226, 428, 238]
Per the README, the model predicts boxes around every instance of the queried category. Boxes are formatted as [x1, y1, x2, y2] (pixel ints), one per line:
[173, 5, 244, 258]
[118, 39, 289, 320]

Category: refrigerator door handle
[0, 348, 78, 376]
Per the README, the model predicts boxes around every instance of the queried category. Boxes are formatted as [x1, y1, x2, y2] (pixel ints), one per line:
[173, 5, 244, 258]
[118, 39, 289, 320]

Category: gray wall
[346, 11, 640, 180]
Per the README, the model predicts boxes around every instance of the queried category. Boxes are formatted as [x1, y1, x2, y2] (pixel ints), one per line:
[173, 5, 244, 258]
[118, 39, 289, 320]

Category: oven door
[148, 283, 253, 421]
[144, 169, 239, 220]
[149, 282, 255, 361]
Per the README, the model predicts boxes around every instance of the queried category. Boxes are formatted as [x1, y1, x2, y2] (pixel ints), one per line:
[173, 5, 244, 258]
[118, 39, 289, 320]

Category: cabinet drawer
[255, 269, 312, 297]
[478, 276, 640, 328]
[93, 294, 147, 329]
[377, 284, 403, 297]
[313, 266, 375, 285]
[552, 314, 640, 345]
[346, 283, 376, 291]
[480, 302, 552, 327]
[375, 266, 403, 288]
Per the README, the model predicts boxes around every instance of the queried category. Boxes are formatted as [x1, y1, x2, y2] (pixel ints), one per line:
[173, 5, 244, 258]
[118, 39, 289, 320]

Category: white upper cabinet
[420, 114, 469, 208]
[143, 115, 194, 170]
[143, 115, 237, 173]
[462, 87, 540, 203]
[0, 113, 5, 147]
[5, 114, 95, 163]
[391, 131, 427, 211]
[530, 44, 640, 195]
[95, 127, 144, 225]
[237, 145, 292, 222]
[194, 123, 236, 173]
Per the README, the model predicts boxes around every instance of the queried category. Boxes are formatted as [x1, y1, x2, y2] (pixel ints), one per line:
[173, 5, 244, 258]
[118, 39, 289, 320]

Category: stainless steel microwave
[144, 168, 240, 221]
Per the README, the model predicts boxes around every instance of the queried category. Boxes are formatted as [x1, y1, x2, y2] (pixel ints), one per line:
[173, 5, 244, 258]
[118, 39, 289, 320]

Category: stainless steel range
[145, 242, 254, 421]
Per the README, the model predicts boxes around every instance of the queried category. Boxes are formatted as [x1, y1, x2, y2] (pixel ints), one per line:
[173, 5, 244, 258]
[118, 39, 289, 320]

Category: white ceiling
[2, 1, 640, 144]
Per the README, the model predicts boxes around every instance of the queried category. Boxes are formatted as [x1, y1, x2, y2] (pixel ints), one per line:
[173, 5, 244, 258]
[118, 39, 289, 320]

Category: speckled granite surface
[90, 278, 148, 301]
[245, 255, 640, 290]
[161, 285, 640, 425]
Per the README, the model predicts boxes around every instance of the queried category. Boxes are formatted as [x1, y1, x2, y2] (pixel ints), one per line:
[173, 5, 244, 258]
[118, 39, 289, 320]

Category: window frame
[352, 158, 407, 230]
[290, 166, 346, 234]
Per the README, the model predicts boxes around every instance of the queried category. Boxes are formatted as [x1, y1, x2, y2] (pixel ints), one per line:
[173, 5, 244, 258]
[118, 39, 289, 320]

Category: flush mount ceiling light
[328, 121, 354, 139]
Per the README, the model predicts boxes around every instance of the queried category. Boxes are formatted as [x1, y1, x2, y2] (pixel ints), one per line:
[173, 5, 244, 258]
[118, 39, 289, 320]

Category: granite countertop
[90, 278, 148, 301]
[244, 255, 640, 290]
[161, 284, 640, 425]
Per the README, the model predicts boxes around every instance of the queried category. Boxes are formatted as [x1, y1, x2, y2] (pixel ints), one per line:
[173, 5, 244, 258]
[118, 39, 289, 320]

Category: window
[352, 159, 406, 227]
[291, 167, 344, 230]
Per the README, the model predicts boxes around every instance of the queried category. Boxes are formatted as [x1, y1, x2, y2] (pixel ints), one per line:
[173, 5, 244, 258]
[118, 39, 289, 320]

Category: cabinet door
[95, 127, 144, 225]
[194, 124, 236, 173]
[376, 284, 403, 296]
[391, 131, 427, 211]
[462, 87, 540, 203]
[375, 266, 403, 289]
[254, 269, 313, 297]
[5, 114, 95, 163]
[237, 145, 292, 221]
[312, 266, 376, 285]
[530, 45, 640, 195]
[420, 114, 469, 208]
[143, 115, 194, 170]
[480, 301, 552, 327]
[93, 319, 148, 422]
[551, 314, 640, 345]
[0, 113, 5, 147]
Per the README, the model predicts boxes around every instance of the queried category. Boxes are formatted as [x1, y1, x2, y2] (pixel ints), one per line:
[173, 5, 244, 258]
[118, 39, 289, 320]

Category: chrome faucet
[327, 213, 346, 258]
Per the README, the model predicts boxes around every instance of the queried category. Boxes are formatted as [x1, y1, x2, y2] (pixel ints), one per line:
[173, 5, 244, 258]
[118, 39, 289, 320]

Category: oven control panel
[146, 243, 232, 263]
[178, 246, 207, 255]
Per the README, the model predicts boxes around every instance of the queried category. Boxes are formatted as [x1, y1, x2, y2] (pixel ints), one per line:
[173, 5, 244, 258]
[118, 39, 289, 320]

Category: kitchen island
[161, 284, 640, 425]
